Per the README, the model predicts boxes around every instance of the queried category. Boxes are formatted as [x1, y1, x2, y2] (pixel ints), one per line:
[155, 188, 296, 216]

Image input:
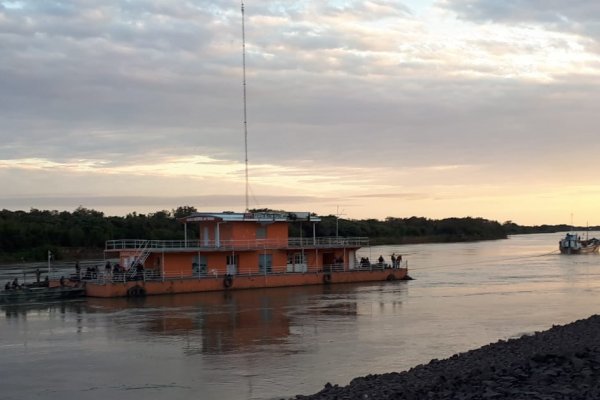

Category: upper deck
[105, 236, 369, 253]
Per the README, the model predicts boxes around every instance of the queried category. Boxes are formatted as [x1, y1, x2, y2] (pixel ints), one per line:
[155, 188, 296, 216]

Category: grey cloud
[317, 1, 411, 19]
[2, 0, 600, 175]
[0, 1, 419, 168]
[440, 0, 600, 40]
[250, 1, 411, 20]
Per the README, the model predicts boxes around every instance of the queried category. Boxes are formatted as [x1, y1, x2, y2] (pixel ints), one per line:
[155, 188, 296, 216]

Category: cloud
[2, 0, 598, 167]
[0, 193, 323, 210]
[1, 1, 600, 223]
[439, 0, 600, 42]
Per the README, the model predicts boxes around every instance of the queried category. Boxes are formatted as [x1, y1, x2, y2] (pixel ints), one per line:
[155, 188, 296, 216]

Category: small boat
[0, 286, 85, 305]
[558, 232, 600, 254]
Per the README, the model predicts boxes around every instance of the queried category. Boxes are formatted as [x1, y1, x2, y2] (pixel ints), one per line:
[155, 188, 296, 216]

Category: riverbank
[294, 314, 600, 399]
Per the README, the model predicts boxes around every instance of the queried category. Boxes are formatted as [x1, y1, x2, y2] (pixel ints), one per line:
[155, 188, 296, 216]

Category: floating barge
[0, 286, 85, 305]
[84, 211, 408, 298]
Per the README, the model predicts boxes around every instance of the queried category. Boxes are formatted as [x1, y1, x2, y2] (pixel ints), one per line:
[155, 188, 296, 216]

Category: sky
[1, 0, 600, 225]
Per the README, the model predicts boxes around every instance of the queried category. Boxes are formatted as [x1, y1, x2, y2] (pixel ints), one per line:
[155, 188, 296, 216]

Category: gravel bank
[293, 315, 600, 399]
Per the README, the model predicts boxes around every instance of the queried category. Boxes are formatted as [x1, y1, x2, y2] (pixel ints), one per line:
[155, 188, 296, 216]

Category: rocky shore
[293, 315, 600, 399]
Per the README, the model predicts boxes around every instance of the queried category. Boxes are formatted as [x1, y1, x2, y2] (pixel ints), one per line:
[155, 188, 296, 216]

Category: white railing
[19, 257, 407, 288]
[105, 237, 369, 251]
[62, 261, 407, 285]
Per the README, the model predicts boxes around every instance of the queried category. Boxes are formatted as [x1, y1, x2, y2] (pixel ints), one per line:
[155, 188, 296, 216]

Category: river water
[2, 232, 600, 400]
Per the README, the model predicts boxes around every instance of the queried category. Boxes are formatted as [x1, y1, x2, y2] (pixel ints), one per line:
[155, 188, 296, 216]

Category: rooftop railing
[105, 237, 369, 252]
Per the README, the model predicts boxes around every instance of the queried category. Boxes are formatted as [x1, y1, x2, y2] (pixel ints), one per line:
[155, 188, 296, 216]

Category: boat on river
[558, 232, 600, 254]
[82, 211, 408, 298]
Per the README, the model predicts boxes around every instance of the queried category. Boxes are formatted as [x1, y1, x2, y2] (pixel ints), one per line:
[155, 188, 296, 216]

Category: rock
[290, 314, 600, 399]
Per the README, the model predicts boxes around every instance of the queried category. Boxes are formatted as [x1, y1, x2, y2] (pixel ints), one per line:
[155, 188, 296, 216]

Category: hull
[0, 287, 85, 304]
[559, 244, 600, 254]
[85, 268, 409, 298]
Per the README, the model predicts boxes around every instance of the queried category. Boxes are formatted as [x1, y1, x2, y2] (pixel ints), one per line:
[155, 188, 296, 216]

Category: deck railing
[63, 261, 407, 285]
[105, 237, 369, 252]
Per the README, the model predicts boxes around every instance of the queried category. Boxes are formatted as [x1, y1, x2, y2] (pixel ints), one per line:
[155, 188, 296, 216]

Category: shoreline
[293, 314, 600, 399]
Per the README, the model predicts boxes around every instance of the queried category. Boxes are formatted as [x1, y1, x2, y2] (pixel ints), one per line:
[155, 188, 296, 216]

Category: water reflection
[2, 284, 384, 357]
[2, 299, 86, 319]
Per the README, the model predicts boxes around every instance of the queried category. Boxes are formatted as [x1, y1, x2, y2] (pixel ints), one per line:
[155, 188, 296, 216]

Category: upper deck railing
[105, 237, 369, 252]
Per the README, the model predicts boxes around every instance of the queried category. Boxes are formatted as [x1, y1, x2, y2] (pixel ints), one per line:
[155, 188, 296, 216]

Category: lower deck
[83, 266, 409, 297]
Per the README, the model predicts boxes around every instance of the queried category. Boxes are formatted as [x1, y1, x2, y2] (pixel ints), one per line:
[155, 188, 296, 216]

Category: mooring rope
[407, 249, 561, 271]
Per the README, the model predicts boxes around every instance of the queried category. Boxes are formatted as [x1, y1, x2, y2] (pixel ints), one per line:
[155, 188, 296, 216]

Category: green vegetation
[500, 221, 574, 235]
[292, 215, 508, 245]
[0, 207, 581, 262]
[0, 207, 192, 262]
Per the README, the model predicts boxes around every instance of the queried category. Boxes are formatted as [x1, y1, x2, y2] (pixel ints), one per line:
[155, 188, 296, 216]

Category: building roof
[178, 211, 321, 223]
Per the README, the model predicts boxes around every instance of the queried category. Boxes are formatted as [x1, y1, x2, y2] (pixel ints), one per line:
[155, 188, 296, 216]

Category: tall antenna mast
[241, 1, 249, 212]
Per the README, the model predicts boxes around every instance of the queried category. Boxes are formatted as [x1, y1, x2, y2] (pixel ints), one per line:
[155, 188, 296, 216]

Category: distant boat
[559, 232, 600, 254]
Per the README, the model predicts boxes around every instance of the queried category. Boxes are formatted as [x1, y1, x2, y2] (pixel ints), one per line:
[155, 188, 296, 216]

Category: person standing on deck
[391, 254, 396, 268]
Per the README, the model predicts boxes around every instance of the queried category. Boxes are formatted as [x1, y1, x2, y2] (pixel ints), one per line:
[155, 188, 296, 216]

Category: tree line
[0, 206, 582, 262]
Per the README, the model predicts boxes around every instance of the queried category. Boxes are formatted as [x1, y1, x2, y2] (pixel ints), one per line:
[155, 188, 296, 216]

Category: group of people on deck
[359, 253, 403, 269]
[74, 260, 129, 280]
[374, 253, 403, 268]
[4, 268, 50, 291]
[4, 278, 22, 291]
[75, 260, 144, 281]
[390, 253, 402, 268]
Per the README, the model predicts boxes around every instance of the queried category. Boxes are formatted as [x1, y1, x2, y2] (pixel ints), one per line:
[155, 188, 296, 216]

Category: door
[259, 254, 272, 274]
[192, 255, 208, 275]
[226, 255, 238, 275]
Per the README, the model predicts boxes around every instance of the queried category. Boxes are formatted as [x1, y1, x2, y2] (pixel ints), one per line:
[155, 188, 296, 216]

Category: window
[226, 255, 238, 265]
[256, 225, 267, 239]
[294, 253, 305, 265]
[192, 255, 208, 274]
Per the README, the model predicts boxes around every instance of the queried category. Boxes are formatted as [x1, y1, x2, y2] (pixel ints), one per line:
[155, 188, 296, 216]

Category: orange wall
[163, 253, 193, 275]
[194, 221, 289, 242]
[121, 247, 346, 277]
[238, 252, 255, 272]
[230, 222, 257, 241]
[267, 223, 288, 240]
[161, 249, 301, 276]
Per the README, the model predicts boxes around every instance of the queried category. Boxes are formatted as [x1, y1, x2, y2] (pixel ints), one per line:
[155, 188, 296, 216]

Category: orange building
[85, 211, 408, 297]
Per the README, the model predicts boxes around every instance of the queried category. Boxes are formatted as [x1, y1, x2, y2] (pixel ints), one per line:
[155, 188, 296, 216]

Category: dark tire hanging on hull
[127, 285, 146, 297]
[223, 275, 233, 288]
[323, 274, 332, 284]
[386, 274, 396, 281]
